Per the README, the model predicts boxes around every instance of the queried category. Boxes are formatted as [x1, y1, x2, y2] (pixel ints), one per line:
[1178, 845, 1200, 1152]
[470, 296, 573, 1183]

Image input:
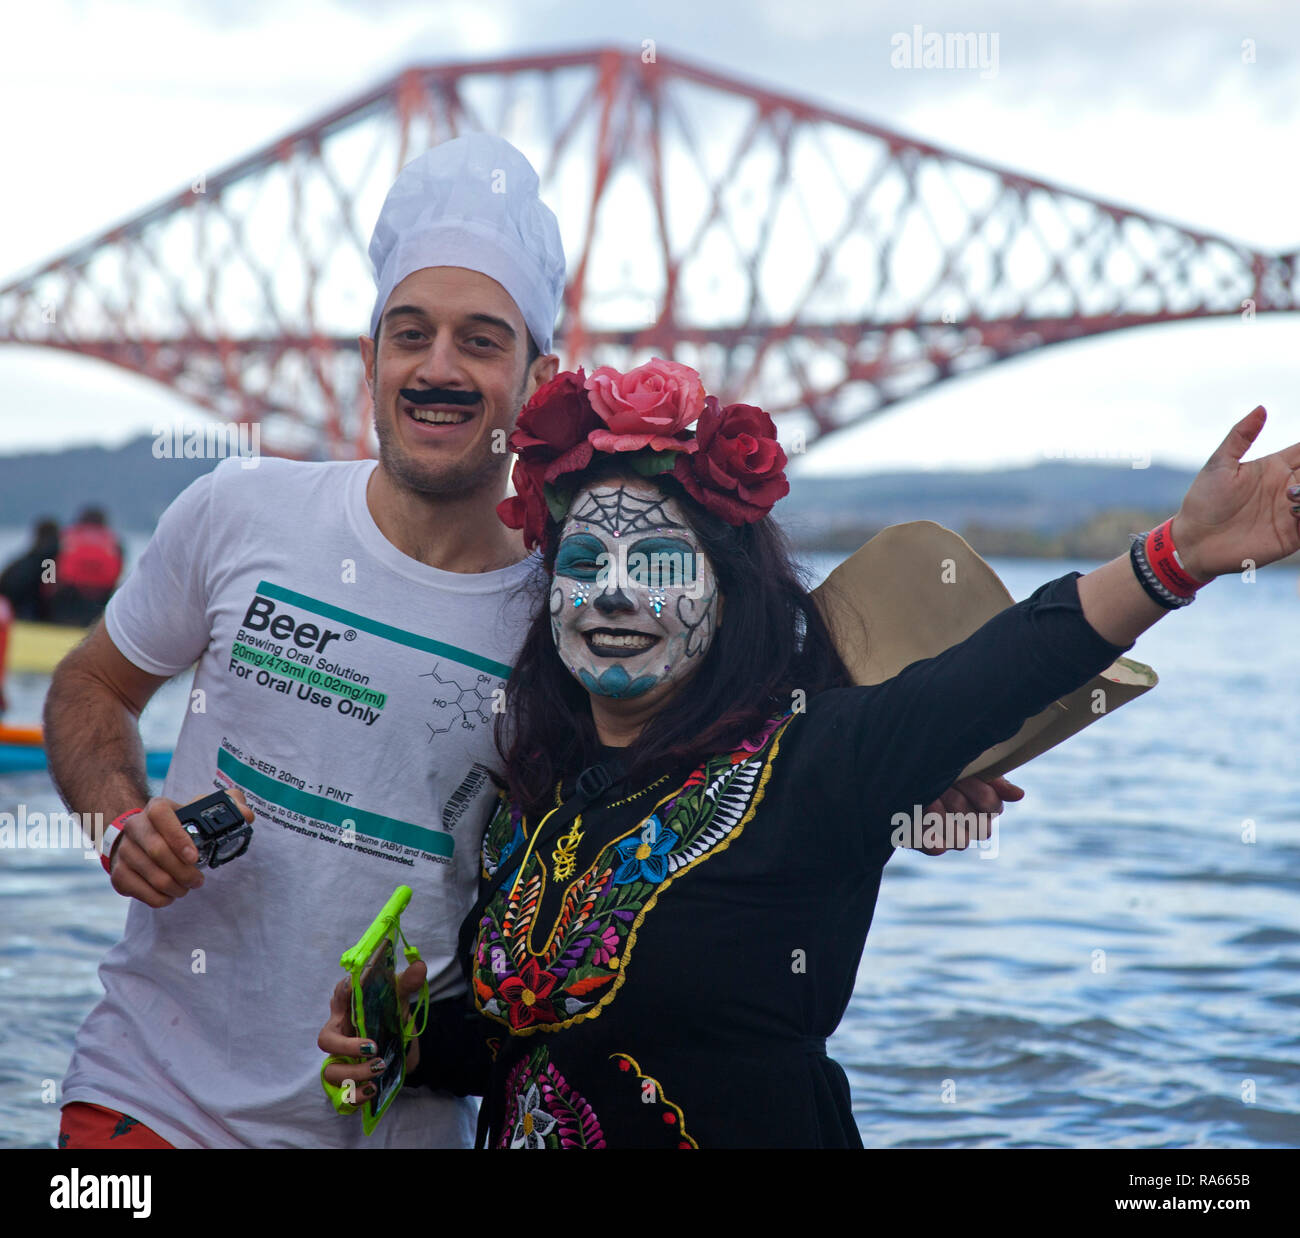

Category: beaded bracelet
[1129, 536, 1184, 609]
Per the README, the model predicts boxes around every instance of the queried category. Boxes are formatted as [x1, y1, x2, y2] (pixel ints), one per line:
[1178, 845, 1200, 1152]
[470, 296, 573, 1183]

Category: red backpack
[56, 524, 123, 593]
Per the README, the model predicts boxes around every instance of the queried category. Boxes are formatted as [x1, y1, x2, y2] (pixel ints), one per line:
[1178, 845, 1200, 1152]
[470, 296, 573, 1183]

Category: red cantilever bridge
[0, 45, 1295, 458]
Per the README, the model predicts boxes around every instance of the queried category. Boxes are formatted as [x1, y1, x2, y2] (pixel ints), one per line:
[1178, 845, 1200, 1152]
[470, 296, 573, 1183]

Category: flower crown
[496, 357, 790, 551]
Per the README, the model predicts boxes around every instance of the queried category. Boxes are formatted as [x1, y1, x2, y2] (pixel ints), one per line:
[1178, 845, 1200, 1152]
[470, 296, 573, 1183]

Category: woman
[320, 359, 1300, 1148]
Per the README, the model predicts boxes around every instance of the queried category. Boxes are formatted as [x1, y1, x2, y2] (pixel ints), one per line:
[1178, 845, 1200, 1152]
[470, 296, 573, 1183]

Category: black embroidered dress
[410, 573, 1133, 1147]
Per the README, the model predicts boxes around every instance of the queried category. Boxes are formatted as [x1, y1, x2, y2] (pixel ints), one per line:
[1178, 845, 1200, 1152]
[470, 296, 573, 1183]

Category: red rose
[496, 457, 550, 551]
[508, 367, 604, 483]
[673, 396, 788, 523]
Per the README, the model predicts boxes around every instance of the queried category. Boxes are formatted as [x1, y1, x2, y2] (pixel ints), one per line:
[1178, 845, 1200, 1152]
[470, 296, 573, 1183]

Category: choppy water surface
[2, 547, 1297, 1147]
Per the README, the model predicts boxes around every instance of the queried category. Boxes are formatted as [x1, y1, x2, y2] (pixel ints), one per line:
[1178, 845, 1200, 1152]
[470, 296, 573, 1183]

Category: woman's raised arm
[795, 405, 1298, 846]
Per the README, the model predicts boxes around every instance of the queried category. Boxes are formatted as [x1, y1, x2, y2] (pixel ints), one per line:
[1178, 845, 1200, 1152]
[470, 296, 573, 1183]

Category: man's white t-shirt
[61, 457, 542, 1147]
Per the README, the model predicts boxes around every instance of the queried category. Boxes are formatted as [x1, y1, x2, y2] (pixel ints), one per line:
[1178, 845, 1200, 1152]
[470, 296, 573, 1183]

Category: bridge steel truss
[1, 45, 1295, 456]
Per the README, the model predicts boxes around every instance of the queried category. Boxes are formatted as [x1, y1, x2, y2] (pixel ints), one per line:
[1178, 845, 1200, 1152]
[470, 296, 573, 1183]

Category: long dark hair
[496, 461, 852, 814]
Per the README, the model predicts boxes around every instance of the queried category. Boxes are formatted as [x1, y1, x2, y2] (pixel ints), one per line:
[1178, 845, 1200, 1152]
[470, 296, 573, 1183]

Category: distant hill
[0, 436, 228, 530]
[0, 435, 1197, 549]
[780, 460, 1198, 543]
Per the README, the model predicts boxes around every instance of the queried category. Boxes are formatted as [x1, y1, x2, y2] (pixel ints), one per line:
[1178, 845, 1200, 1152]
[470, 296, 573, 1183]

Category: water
[2, 538, 1298, 1147]
[821, 556, 1300, 1150]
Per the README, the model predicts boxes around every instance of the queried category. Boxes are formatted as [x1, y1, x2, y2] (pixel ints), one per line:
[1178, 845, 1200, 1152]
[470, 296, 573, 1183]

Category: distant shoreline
[787, 507, 1300, 567]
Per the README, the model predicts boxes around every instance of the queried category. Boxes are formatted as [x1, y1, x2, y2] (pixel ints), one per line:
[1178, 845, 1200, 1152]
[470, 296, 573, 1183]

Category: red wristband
[100, 808, 143, 875]
[1146, 518, 1207, 597]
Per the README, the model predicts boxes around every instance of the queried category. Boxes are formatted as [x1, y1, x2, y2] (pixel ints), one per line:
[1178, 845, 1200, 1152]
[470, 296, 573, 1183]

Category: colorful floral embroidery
[498, 958, 562, 1030]
[483, 796, 524, 879]
[611, 814, 677, 884]
[508, 1084, 556, 1148]
[590, 922, 620, 966]
[732, 712, 785, 760]
[474, 712, 794, 1035]
[500, 1045, 606, 1149]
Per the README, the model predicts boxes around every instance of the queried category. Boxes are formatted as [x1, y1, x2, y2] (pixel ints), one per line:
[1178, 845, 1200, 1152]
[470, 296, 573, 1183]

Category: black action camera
[176, 790, 253, 869]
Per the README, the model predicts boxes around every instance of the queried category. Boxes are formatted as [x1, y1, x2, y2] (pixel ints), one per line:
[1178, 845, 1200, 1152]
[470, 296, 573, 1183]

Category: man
[47, 133, 566, 1148]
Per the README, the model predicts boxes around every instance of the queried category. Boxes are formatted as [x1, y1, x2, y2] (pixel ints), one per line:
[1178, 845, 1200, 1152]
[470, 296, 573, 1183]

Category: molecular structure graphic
[421, 665, 496, 739]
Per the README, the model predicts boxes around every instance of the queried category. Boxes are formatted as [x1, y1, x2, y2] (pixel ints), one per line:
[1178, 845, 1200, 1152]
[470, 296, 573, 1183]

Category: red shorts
[59, 1102, 174, 1149]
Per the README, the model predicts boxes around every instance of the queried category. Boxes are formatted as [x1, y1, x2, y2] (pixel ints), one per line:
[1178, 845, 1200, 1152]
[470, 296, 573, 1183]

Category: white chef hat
[367, 133, 566, 354]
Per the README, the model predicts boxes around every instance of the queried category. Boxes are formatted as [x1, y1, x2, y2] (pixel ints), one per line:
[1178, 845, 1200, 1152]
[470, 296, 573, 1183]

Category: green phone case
[322, 885, 429, 1135]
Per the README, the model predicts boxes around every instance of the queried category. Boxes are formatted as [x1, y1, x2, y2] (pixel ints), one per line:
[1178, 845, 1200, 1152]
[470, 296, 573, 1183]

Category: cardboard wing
[810, 521, 1157, 780]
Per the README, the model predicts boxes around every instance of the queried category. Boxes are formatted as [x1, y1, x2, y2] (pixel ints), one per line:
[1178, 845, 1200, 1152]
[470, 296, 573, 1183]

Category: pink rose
[583, 357, 705, 452]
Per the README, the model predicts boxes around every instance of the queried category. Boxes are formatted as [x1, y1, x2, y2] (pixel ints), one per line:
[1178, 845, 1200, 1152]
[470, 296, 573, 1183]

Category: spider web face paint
[551, 481, 720, 702]
[567, 488, 683, 538]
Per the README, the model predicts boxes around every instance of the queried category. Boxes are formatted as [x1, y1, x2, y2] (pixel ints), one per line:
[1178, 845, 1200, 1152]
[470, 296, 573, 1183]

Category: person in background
[49, 507, 124, 627]
[0, 516, 60, 622]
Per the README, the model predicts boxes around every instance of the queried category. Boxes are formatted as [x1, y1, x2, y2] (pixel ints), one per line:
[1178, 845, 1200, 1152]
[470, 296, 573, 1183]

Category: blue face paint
[555, 532, 605, 581]
[577, 664, 660, 699]
[624, 536, 698, 588]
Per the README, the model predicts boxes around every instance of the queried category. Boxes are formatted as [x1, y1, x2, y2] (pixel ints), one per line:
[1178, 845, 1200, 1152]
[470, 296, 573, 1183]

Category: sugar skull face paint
[549, 481, 720, 701]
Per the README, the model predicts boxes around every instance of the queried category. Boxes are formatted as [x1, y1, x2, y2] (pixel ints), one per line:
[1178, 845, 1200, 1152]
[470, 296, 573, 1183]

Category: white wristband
[99, 809, 141, 873]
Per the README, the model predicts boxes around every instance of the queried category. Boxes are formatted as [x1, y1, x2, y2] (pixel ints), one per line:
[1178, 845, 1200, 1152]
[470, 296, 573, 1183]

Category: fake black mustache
[400, 388, 480, 406]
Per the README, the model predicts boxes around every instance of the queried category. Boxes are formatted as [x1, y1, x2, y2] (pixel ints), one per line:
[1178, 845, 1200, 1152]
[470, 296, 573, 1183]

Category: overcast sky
[1, 0, 1296, 472]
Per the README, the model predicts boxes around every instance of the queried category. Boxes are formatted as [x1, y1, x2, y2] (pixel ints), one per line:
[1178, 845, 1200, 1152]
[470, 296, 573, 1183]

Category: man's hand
[108, 789, 254, 907]
[913, 775, 1024, 855]
[319, 960, 427, 1107]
